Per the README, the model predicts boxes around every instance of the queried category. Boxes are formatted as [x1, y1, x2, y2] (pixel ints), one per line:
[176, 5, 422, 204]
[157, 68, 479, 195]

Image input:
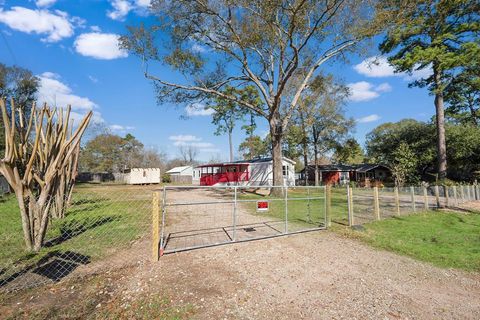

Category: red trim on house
[199, 164, 250, 186]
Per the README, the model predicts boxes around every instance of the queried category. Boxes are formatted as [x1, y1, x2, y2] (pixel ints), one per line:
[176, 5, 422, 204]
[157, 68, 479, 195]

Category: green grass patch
[353, 211, 480, 271]
[0, 185, 151, 286]
[238, 187, 349, 229]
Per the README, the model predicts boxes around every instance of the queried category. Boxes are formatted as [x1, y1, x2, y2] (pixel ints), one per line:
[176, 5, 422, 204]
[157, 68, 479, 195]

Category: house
[166, 166, 193, 184]
[195, 157, 296, 186]
[124, 168, 161, 185]
[299, 164, 392, 186]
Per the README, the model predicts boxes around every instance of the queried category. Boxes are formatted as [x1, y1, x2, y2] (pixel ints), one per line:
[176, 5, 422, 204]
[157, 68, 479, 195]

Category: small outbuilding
[195, 157, 296, 187]
[124, 168, 161, 185]
[166, 166, 193, 184]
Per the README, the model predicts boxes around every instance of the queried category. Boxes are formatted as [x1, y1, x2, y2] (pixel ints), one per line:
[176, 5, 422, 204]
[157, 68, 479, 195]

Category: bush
[162, 174, 171, 183]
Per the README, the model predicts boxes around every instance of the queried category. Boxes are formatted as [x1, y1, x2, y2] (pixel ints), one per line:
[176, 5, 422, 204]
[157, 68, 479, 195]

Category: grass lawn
[0, 184, 152, 288]
[238, 187, 349, 229]
[351, 211, 480, 271]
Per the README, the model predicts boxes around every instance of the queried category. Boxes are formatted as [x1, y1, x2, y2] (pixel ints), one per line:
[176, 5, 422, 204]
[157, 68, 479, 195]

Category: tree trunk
[228, 129, 233, 162]
[303, 146, 309, 186]
[269, 113, 284, 191]
[434, 68, 447, 180]
[314, 143, 319, 186]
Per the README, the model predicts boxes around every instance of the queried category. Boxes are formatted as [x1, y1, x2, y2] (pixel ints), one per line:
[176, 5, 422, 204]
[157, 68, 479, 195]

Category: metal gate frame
[154, 185, 328, 257]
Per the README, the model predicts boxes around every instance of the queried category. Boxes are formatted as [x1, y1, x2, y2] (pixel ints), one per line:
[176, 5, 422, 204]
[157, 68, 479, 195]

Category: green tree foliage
[333, 138, 365, 164]
[80, 133, 165, 172]
[390, 142, 419, 186]
[210, 86, 262, 162]
[377, 0, 480, 179]
[120, 0, 375, 187]
[299, 75, 353, 185]
[444, 66, 480, 126]
[366, 119, 480, 182]
[238, 135, 269, 160]
[0, 64, 39, 154]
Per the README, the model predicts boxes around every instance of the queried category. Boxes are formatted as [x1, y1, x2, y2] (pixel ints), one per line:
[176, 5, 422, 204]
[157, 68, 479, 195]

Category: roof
[353, 164, 391, 172]
[196, 156, 296, 168]
[165, 166, 192, 174]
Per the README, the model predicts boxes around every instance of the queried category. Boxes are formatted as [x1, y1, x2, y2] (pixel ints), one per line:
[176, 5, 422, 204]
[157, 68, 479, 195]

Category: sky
[0, 0, 436, 162]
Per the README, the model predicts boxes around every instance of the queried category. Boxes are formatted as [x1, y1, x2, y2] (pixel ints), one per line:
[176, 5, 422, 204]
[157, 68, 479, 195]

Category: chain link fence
[0, 184, 153, 292]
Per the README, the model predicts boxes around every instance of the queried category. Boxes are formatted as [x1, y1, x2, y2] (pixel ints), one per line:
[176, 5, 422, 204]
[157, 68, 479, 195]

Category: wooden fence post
[423, 186, 429, 210]
[410, 186, 416, 212]
[325, 185, 331, 228]
[152, 191, 160, 262]
[394, 187, 400, 215]
[453, 186, 458, 206]
[373, 187, 380, 220]
[347, 187, 354, 226]
[444, 186, 449, 207]
[435, 185, 440, 208]
[460, 185, 465, 202]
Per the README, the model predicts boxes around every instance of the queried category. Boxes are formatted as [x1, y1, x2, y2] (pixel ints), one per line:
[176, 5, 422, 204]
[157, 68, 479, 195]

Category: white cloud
[354, 56, 433, 81]
[109, 124, 135, 131]
[74, 32, 128, 60]
[36, 0, 57, 8]
[0, 6, 74, 42]
[185, 103, 214, 116]
[357, 114, 381, 123]
[354, 56, 397, 78]
[169, 134, 217, 151]
[106, 0, 151, 20]
[135, 0, 151, 7]
[88, 75, 99, 83]
[90, 25, 101, 32]
[37, 72, 104, 125]
[348, 81, 392, 102]
[37, 72, 98, 111]
[107, 0, 132, 20]
[191, 43, 206, 53]
[169, 135, 202, 143]
[375, 83, 392, 93]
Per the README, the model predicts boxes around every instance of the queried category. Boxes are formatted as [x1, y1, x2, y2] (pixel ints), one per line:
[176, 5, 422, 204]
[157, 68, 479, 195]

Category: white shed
[125, 168, 161, 185]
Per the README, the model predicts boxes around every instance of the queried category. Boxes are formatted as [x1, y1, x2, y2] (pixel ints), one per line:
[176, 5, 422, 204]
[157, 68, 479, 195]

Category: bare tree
[0, 99, 92, 251]
[120, 0, 375, 189]
[179, 145, 199, 164]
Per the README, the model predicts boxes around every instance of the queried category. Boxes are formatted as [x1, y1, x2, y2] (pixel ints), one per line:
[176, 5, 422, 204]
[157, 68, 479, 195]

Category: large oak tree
[121, 0, 375, 187]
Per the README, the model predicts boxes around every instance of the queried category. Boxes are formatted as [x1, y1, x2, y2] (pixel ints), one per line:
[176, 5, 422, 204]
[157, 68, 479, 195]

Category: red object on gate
[257, 201, 269, 211]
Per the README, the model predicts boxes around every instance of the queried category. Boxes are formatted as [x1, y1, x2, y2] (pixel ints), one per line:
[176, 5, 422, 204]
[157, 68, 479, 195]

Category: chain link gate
[153, 186, 327, 256]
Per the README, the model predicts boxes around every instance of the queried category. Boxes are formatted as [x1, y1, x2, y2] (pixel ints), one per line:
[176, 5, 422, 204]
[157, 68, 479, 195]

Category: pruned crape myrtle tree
[121, 0, 375, 190]
[0, 99, 92, 251]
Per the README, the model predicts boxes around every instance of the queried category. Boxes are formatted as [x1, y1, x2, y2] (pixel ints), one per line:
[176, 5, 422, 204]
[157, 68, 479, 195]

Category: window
[282, 165, 289, 177]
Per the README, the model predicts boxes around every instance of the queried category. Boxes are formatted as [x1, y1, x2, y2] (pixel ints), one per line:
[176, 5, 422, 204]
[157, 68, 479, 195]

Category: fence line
[1, 183, 478, 292]
[345, 184, 479, 226]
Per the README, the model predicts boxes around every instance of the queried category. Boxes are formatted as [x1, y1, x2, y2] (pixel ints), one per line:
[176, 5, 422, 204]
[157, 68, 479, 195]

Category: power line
[0, 29, 18, 65]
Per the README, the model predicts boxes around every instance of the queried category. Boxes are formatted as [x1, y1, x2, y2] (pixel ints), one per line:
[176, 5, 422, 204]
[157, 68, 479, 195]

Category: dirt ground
[1, 187, 480, 319]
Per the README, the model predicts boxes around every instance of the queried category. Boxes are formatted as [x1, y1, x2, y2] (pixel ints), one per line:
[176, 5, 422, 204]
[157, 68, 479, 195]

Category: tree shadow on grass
[0, 214, 120, 291]
[0, 250, 90, 290]
[44, 215, 120, 248]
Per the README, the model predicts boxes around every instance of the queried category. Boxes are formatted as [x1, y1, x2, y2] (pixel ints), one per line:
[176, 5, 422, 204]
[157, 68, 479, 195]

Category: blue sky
[0, 0, 436, 161]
